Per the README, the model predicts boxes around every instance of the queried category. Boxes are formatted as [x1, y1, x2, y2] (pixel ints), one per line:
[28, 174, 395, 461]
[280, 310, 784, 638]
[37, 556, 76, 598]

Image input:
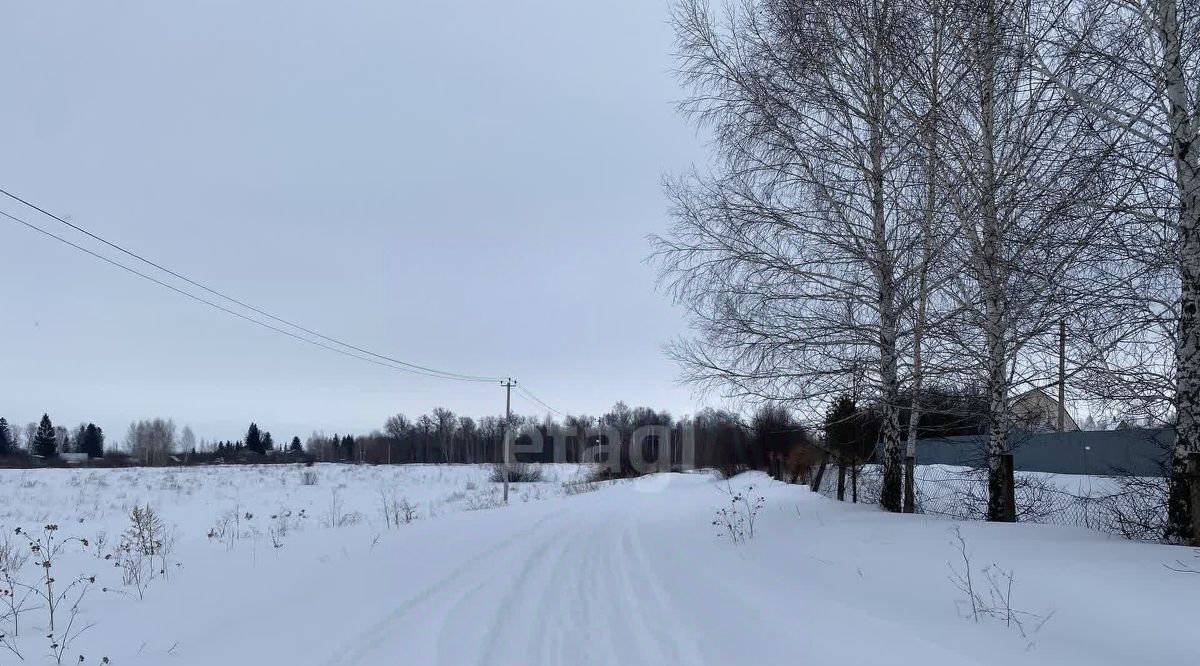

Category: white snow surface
[0, 464, 1195, 665]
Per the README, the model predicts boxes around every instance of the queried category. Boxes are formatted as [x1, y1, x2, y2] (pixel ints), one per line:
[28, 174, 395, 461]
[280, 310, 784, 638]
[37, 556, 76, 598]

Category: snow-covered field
[0, 464, 1195, 665]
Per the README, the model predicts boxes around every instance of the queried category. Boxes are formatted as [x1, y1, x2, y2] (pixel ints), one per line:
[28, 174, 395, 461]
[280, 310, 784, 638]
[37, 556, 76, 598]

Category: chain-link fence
[812, 462, 1170, 541]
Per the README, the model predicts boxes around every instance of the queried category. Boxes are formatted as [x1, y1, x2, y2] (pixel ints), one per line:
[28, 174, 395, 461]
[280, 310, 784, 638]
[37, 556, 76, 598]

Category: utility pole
[502, 378, 515, 504]
[1058, 318, 1066, 432]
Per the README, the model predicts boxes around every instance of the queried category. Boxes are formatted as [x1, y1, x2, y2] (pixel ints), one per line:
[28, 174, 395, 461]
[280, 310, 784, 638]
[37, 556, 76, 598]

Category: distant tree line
[1, 414, 314, 467]
[3, 385, 998, 472]
[203, 423, 289, 458]
[294, 401, 818, 477]
[0, 414, 105, 462]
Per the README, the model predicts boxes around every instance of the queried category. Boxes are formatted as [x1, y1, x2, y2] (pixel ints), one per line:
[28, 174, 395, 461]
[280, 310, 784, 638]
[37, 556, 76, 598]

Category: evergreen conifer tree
[33, 414, 57, 458]
[245, 423, 263, 455]
[0, 418, 12, 456]
[80, 423, 105, 458]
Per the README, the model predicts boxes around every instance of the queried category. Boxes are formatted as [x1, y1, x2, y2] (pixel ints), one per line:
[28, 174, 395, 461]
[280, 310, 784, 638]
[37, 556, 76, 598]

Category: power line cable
[517, 384, 566, 417]
[3, 189, 577, 409]
[0, 208, 494, 383]
[0, 187, 503, 382]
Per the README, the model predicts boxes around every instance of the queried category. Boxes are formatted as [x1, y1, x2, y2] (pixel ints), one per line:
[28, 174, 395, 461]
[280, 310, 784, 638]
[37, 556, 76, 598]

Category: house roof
[1011, 388, 1079, 431]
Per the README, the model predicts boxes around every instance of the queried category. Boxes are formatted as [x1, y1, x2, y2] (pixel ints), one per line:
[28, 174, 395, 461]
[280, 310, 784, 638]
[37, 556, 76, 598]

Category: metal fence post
[903, 455, 916, 513]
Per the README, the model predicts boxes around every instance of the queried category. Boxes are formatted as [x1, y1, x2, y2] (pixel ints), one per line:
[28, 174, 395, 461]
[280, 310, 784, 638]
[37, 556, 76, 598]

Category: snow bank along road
[88, 471, 1195, 665]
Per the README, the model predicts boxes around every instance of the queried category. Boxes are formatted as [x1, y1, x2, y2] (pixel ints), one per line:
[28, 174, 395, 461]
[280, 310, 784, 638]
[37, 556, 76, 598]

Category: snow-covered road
[325, 496, 712, 665]
[82, 470, 1196, 665]
[312, 474, 971, 666]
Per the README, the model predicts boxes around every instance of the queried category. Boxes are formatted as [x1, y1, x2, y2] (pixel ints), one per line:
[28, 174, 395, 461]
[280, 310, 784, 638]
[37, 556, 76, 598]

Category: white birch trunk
[1160, 0, 1200, 539]
[976, 0, 1016, 522]
[867, 8, 903, 512]
[905, 5, 945, 511]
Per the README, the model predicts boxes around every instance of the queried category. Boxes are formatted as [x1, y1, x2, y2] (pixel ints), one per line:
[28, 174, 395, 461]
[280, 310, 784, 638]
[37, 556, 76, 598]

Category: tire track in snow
[473, 519, 576, 665]
[620, 523, 710, 665]
[322, 510, 561, 666]
[539, 518, 605, 664]
[326, 488, 724, 666]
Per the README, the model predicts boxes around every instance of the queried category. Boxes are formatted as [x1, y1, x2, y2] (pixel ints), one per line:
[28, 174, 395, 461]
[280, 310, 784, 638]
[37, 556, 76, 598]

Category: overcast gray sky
[0, 1, 712, 443]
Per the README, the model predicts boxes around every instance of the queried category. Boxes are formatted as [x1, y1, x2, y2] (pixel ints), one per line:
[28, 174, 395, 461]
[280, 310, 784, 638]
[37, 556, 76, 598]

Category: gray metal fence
[914, 428, 1171, 477]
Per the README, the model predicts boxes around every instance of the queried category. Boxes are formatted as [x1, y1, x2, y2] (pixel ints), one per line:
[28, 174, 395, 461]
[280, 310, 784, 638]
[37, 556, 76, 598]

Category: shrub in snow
[379, 489, 418, 528]
[112, 504, 176, 600]
[7, 525, 97, 663]
[715, 462, 751, 481]
[562, 479, 601, 496]
[560, 466, 605, 495]
[947, 526, 1053, 643]
[89, 531, 108, 560]
[518, 486, 545, 502]
[0, 533, 34, 658]
[207, 509, 239, 548]
[462, 490, 503, 512]
[1095, 474, 1171, 541]
[712, 484, 764, 545]
[266, 509, 306, 549]
[300, 469, 319, 486]
[489, 463, 544, 484]
[583, 463, 652, 483]
[321, 490, 363, 528]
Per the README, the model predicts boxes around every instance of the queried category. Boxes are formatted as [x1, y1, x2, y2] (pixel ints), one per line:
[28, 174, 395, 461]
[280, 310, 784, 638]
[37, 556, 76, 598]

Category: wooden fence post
[811, 456, 828, 492]
[1188, 453, 1200, 547]
[1000, 453, 1016, 522]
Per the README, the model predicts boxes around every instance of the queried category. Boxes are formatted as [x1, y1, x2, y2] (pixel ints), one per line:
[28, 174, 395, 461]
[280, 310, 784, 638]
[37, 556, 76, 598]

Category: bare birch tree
[895, 0, 966, 513]
[654, 0, 926, 511]
[125, 418, 177, 466]
[934, 0, 1114, 521]
[1041, 0, 1200, 540]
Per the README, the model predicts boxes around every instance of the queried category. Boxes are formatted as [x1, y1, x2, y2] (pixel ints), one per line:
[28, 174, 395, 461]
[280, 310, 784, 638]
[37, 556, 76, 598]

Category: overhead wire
[2, 188, 579, 414]
[0, 187, 503, 383]
[0, 207, 492, 383]
[516, 384, 566, 417]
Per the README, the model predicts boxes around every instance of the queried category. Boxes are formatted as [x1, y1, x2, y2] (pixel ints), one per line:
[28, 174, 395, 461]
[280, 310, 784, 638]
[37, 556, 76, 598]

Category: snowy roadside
[2, 466, 1196, 664]
[0, 463, 589, 663]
